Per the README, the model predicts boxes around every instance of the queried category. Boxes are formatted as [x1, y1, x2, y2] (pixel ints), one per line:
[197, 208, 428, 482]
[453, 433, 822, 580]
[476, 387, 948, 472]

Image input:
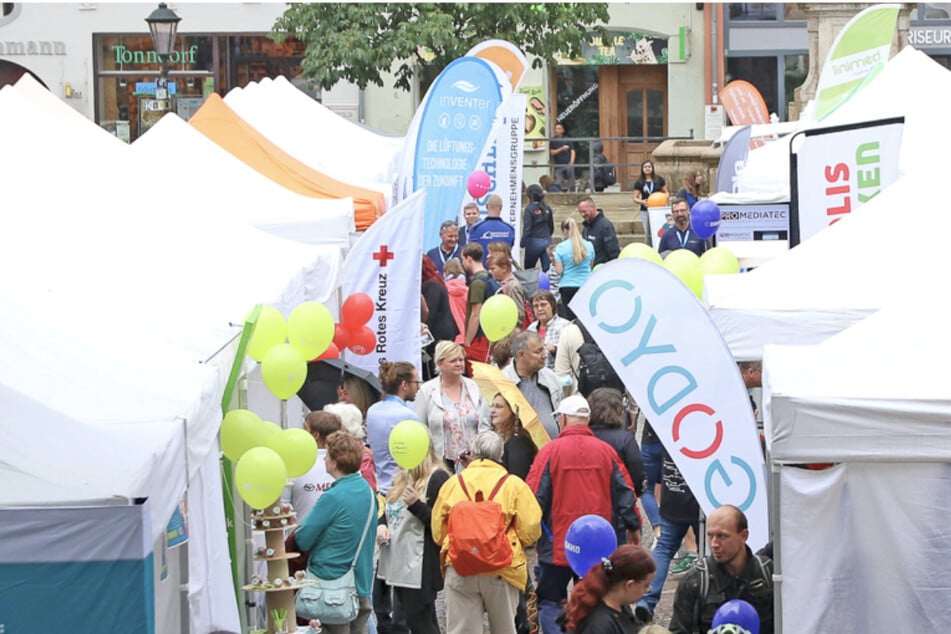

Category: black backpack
[574, 321, 625, 397]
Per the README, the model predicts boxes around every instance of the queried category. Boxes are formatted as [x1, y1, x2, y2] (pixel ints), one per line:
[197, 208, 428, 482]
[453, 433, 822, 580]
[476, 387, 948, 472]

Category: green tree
[271, 3, 610, 91]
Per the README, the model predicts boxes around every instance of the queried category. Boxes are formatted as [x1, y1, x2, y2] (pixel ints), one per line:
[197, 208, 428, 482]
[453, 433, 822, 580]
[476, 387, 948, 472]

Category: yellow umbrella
[470, 362, 551, 448]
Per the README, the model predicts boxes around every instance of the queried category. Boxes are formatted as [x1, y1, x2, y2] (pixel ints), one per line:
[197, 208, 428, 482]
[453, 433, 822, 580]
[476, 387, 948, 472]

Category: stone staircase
[542, 192, 647, 248]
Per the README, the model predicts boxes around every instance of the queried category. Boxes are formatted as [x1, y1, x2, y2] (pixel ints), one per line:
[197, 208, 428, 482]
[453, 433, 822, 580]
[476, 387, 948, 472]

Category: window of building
[728, 4, 777, 21]
[553, 65, 600, 160]
[725, 54, 808, 122]
[922, 3, 951, 20]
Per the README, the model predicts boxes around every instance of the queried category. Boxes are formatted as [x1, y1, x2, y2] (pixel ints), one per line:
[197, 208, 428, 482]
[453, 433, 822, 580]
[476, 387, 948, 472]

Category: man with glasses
[501, 332, 562, 439]
[657, 196, 708, 257]
[426, 219, 462, 277]
[526, 394, 642, 634]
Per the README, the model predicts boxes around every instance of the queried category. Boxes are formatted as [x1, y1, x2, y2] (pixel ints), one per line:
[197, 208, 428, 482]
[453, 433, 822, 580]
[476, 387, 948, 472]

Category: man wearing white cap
[526, 394, 642, 634]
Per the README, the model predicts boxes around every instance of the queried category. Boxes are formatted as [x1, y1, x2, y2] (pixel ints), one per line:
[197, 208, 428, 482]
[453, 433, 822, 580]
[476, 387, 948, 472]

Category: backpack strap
[755, 554, 772, 589]
[694, 555, 710, 631]
[457, 474, 473, 501]
[487, 474, 510, 501]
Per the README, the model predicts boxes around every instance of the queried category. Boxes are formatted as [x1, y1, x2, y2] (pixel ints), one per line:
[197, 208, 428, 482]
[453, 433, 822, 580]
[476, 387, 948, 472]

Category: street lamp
[145, 2, 181, 99]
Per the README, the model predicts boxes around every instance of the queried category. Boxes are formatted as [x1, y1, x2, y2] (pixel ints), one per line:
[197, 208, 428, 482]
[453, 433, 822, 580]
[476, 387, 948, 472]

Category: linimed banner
[815, 4, 900, 121]
[342, 189, 425, 375]
[791, 116, 903, 245]
[571, 260, 768, 548]
[397, 57, 508, 251]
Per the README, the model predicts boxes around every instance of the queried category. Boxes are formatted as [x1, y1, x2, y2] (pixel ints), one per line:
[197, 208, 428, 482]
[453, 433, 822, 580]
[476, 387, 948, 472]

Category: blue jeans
[640, 441, 663, 528]
[638, 517, 699, 614]
[523, 237, 552, 271]
[536, 562, 576, 634]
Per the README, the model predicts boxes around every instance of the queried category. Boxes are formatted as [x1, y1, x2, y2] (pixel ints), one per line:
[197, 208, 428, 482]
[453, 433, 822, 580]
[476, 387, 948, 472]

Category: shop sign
[0, 40, 66, 56]
[112, 44, 199, 66]
[909, 26, 951, 47]
[555, 31, 669, 65]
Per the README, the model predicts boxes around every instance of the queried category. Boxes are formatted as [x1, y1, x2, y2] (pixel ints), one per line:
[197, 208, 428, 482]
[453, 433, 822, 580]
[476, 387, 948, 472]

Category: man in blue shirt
[425, 220, 461, 277]
[657, 196, 708, 257]
[467, 194, 515, 264]
[366, 361, 422, 495]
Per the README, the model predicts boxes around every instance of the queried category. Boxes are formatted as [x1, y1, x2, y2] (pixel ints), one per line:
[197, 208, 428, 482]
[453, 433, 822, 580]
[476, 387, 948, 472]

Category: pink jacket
[446, 277, 468, 342]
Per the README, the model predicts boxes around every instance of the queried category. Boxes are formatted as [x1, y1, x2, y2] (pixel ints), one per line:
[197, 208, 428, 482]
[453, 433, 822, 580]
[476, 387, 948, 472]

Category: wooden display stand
[241, 505, 315, 634]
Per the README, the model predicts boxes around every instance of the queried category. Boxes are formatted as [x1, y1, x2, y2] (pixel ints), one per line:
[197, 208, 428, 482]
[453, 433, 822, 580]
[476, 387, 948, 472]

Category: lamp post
[145, 3, 181, 101]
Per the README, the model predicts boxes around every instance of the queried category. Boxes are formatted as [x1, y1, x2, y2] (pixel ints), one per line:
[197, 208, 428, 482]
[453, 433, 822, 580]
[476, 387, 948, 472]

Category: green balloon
[620, 242, 663, 265]
[261, 343, 308, 400]
[235, 447, 288, 510]
[700, 247, 741, 276]
[663, 250, 703, 298]
[220, 408, 267, 462]
[479, 294, 519, 342]
[267, 428, 318, 478]
[287, 301, 335, 361]
[247, 306, 287, 362]
[389, 420, 430, 470]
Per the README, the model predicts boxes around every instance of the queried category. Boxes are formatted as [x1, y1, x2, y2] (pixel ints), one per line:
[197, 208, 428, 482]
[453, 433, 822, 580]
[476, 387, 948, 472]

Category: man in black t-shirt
[549, 122, 576, 191]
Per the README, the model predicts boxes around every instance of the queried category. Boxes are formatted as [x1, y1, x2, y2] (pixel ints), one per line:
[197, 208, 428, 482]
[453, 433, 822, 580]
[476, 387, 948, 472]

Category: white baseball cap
[554, 394, 590, 418]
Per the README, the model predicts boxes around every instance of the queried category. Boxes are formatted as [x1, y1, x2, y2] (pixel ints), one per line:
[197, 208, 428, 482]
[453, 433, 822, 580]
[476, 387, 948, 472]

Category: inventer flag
[342, 189, 425, 376]
[397, 57, 508, 251]
[571, 259, 768, 548]
[815, 4, 900, 121]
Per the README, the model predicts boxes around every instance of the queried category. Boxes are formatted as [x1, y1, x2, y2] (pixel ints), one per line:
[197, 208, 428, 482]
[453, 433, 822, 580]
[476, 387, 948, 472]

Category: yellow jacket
[432, 459, 542, 590]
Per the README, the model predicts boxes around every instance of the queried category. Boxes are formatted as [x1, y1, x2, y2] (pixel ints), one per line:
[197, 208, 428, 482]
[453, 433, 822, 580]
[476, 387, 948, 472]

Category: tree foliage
[271, 3, 610, 91]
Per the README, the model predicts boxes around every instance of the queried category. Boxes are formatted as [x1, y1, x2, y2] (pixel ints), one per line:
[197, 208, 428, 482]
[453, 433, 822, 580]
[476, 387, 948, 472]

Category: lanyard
[438, 245, 458, 265]
[645, 180, 654, 195]
[678, 230, 690, 248]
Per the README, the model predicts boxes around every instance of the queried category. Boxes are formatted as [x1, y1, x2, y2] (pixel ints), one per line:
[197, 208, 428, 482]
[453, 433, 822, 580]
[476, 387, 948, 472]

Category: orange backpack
[447, 473, 513, 576]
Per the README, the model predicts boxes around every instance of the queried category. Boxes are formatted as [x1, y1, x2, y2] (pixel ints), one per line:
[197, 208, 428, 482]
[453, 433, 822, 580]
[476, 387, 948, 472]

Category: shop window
[726, 56, 778, 118]
[728, 4, 778, 21]
[554, 65, 600, 159]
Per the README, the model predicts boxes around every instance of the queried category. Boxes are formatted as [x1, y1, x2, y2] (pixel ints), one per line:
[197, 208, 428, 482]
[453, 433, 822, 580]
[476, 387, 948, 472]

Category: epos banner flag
[790, 116, 903, 246]
[463, 94, 526, 253]
[815, 4, 900, 121]
[397, 57, 507, 251]
[342, 189, 425, 376]
[714, 126, 751, 195]
[571, 260, 768, 549]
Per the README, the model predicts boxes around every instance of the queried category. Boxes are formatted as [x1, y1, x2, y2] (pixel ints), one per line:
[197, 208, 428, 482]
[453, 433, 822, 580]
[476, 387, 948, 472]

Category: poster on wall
[519, 86, 548, 151]
[790, 116, 904, 246]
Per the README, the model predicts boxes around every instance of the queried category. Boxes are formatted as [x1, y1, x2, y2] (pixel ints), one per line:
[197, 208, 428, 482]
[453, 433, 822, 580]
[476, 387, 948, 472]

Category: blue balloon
[538, 272, 550, 291]
[564, 514, 616, 577]
[690, 199, 722, 240]
[712, 599, 760, 634]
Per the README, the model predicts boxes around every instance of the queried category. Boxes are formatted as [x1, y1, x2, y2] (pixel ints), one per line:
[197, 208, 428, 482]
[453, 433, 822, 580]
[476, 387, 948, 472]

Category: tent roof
[189, 93, 384, 231]
[133, 114, 355, 247]
[225, 76, 401, 193]
[764, 296, 951, 462]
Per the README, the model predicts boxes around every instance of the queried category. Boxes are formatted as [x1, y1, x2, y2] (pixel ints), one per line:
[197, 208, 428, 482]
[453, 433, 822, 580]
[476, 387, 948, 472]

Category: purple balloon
[712, 599, 760, 634]
[690, 199, 722, 240]
[538, 271, 550, 291]
[564, 514, 616, 577]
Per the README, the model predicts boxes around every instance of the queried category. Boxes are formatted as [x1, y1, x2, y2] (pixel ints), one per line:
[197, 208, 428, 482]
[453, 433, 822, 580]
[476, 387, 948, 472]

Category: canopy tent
[224, 77, 400, 205]
[132, 113, 355, 248]
[728, 47, 949, 200]
[704, 169, 940, 360]
[763, 297, 951, 632]
[189, 93, 385, 231]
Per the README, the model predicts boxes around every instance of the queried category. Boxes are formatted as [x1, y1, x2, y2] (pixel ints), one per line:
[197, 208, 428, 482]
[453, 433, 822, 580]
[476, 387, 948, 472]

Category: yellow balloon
[261, 343, 308, 400]
[247, 306, 287, 362]
[700, 247, 740, 276]
[479, 294, 519, 342]
[663, 250, 703, 298]
[620, 242, 663, 265]
[389, 420, 430, 470]
[267, 428, 318, 478]
[235, 446, 288, 510]
[220, 409, 268, 462]
[287, 301, 335, 361]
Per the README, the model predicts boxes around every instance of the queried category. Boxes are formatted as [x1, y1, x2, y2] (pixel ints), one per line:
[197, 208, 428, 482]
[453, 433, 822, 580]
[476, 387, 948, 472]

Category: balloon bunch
[661, 247, 741, 299]
[247, 302, 335, 400]
[221, 409, 318, 509]
[332, 293, 377, 356]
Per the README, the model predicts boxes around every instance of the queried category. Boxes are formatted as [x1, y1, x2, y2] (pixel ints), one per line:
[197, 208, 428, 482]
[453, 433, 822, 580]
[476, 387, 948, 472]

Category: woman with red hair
[564, 545, 656, 633]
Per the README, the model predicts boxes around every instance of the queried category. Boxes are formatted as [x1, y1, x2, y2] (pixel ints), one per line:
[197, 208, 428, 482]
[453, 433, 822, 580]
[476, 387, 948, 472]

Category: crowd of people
[277, 178, 772, 634]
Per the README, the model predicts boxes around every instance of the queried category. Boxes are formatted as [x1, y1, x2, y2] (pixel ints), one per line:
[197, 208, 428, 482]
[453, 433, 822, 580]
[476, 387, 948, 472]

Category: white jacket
[414, 375, 491, 460]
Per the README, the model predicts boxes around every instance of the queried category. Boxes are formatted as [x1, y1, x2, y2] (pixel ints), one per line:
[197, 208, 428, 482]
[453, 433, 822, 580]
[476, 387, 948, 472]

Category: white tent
[132, 113, 355, 248]
[763, 297, 951, 632]
[224, 76, 403, 191]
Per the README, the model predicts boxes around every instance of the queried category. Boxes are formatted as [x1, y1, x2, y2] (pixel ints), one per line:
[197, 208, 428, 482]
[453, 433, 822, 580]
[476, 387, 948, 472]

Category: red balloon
[333, 323, 352, 350]
[312, 342, 340, 362]
[347, 326, 377, 355]
[341, 293, 374, 327]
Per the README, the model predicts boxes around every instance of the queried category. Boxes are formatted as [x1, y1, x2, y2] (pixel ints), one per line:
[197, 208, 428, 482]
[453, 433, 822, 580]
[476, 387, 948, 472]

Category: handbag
[295, 489, 375, 624]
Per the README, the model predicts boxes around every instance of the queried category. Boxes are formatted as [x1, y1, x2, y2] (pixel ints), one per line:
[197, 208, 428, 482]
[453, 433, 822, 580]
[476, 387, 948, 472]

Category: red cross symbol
[373, 245, 395, 267]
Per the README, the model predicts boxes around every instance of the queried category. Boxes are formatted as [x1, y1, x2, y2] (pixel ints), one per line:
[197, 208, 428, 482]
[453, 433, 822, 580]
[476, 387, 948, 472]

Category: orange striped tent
[189, 94, 385, 230]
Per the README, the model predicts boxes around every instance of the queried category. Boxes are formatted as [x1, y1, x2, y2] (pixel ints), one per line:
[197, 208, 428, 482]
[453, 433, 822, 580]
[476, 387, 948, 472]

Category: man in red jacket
[526, 394, 642, 634]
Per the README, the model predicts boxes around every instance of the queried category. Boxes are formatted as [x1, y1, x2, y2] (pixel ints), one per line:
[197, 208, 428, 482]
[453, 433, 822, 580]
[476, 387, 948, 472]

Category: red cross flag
[341, 189, 426, 375]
